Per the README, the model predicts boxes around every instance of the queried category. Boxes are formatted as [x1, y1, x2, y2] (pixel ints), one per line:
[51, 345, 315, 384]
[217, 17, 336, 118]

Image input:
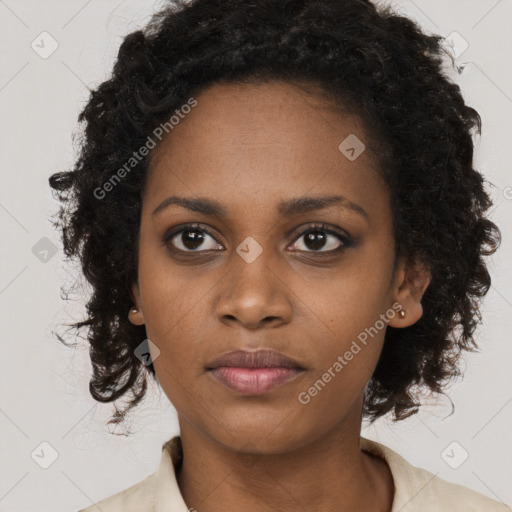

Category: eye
[163, 222, 352, 255]
[164, 223, 223, 252]
[289, 223, 351, 253]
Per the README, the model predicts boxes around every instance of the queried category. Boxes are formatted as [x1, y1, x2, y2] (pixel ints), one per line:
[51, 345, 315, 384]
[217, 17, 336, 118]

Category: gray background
[1, 0, 511, 510]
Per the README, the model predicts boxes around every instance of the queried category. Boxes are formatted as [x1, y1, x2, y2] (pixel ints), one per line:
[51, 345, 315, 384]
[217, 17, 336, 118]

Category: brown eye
[164, 224, 223, 252]
[289, 224, 352, 253]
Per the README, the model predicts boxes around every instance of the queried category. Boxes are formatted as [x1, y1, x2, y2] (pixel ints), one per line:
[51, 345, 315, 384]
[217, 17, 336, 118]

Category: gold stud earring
[398, 309, 406, 319]
[130, 307, 138, 314]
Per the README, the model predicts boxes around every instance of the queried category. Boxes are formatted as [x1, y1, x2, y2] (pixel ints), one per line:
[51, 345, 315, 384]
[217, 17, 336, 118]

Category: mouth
[206, 349, 306, 395]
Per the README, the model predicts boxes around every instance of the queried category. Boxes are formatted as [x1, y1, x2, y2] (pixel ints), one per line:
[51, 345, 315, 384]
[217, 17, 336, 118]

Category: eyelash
[163, 222, 352, 256]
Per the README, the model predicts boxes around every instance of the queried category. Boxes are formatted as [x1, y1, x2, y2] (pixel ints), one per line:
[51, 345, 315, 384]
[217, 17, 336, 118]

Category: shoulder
[360, 438, 510, 512]
[76, 471, 158, 512]
[75, 435, 184, 512]
[400, 462, 509, 511]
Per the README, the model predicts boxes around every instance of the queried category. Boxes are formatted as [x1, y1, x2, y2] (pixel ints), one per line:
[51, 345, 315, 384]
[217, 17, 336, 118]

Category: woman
[49, 0, 506, 510]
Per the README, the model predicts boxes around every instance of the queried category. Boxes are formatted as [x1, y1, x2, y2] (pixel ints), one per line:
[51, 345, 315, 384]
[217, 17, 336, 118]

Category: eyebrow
[152, 194, 369, 222]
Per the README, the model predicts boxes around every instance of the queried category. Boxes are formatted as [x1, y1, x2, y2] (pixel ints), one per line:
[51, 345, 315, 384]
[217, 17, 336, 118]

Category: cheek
[140, 275, 206, 369]
[137, 243, 201, 340]
[300, 254, 392, 341]
[296, 253, 393, 392]
[145, 290, 211, 417]
[294, 311, 387, 431]
[136, 271, 204, 392]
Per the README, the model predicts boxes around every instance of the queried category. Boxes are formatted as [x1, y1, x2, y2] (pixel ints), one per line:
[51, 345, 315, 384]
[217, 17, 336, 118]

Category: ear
[128, 281, 145, 326]
[388, 254, 431, 328]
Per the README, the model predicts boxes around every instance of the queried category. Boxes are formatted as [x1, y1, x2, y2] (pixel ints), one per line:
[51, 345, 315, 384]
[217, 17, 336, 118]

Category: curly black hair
[48, 0, 501, 429]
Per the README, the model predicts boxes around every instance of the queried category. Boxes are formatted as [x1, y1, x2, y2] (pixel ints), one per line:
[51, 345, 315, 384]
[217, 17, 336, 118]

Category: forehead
[143, 80, 386, 221]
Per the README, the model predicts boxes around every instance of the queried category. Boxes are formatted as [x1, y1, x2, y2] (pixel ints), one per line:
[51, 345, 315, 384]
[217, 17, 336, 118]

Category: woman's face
[130, 80, 424, 453]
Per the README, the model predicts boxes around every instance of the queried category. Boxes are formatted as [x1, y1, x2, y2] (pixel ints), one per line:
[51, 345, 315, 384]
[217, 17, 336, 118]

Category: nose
[215, 253, 293, 330]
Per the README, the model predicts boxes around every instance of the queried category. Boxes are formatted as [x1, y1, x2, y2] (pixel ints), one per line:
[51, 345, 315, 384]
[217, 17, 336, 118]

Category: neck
[175, 410, 394, 512]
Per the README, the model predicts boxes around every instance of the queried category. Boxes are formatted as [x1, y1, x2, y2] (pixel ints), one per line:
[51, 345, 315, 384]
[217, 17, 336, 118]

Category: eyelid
[292, 222, 350, 241]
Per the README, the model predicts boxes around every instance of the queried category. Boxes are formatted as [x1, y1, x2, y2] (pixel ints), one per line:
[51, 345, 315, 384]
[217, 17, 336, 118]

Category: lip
[206, 349, 306, 395]
[206, 349, 305, 370]
[208, 367, 304, 394]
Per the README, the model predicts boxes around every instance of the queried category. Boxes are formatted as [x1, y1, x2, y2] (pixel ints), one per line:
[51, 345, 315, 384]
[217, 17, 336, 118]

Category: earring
[398, 308, 406, 319]
[130, 307, 138, 314]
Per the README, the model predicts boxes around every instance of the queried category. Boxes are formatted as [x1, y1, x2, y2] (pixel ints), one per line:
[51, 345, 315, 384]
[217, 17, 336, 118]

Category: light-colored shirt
[78, 436, 509, 511]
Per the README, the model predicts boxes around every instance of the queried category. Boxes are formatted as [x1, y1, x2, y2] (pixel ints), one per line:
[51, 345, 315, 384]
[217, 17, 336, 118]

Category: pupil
[305, 231, 326, 250]
[183, 230, 204, 250]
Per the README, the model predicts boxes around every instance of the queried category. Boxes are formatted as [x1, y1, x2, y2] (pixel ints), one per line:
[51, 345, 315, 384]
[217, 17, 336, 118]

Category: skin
[129, 80, 431, 512]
